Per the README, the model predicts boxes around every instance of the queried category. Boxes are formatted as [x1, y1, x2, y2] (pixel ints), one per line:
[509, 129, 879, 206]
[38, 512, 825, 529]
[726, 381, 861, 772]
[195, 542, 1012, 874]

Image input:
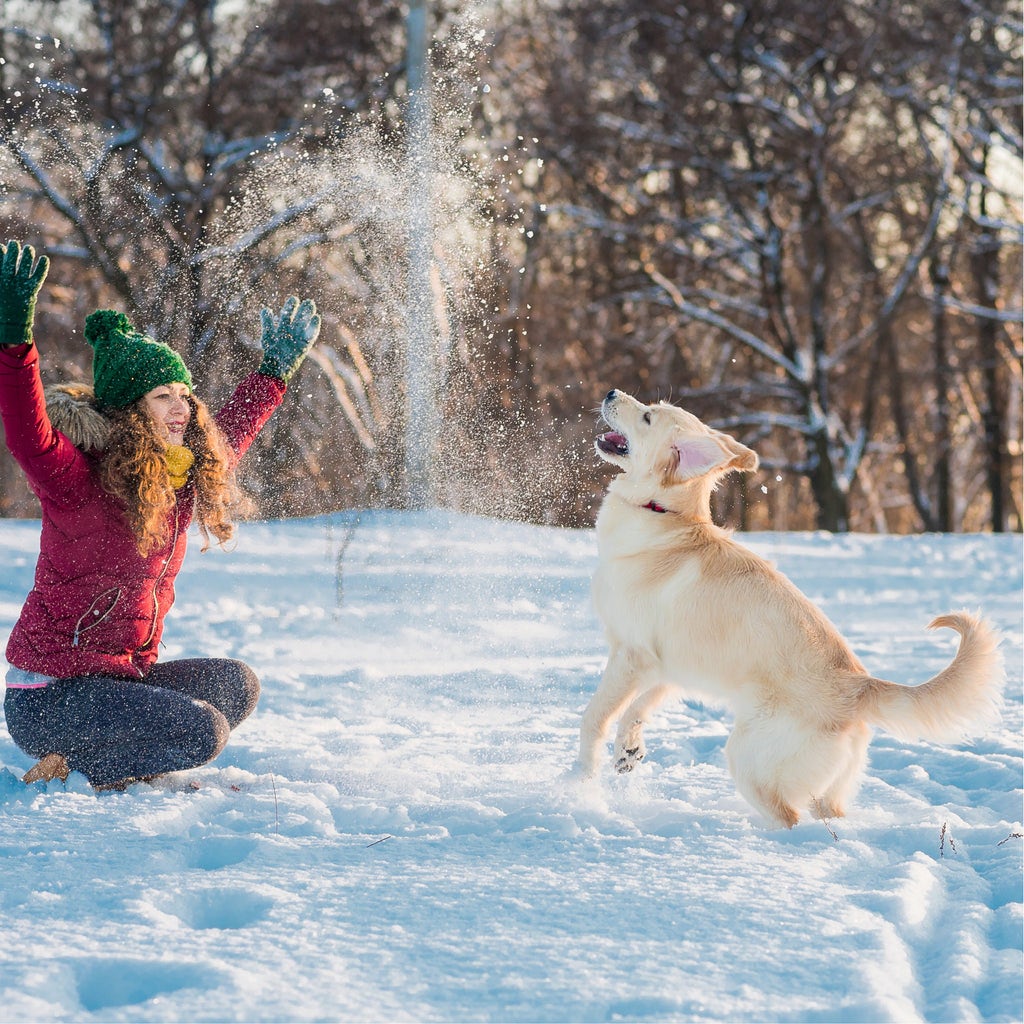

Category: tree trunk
[972, 163, 1006, 532]
[808, 427, 849, 532]
[930, 254, 953, 531]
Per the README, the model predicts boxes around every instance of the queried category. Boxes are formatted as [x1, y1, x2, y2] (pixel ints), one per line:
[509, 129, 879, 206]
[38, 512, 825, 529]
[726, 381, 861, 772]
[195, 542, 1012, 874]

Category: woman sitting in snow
[0, 239, 321, 790]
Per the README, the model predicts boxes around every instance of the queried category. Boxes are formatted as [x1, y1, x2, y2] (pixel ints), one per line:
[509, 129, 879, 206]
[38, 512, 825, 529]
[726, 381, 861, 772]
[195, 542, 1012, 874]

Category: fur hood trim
[45, 383, 111, 452]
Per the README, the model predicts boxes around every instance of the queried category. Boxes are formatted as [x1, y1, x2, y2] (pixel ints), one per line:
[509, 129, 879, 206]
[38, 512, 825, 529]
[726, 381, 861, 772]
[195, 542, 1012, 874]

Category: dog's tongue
[597, 432, 628, 456]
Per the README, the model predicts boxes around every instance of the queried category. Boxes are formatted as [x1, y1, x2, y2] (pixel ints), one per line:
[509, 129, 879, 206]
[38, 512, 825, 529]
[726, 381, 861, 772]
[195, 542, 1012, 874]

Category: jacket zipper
[139, 505, 181, 657]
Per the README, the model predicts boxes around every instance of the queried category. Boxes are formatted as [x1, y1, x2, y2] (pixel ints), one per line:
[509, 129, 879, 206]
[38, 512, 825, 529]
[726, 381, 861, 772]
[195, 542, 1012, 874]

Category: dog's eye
[643, 411, 652, 424]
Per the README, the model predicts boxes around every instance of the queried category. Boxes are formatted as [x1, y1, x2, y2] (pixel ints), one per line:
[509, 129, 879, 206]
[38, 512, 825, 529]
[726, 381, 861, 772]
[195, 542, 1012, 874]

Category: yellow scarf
[166, 445, 195, 490]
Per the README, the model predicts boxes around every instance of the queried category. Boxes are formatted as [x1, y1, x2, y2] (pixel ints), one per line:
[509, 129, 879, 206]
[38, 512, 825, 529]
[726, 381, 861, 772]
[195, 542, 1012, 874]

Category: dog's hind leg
[811, 721, 870, 820]
[613, 684, 673, 773]
[725, 716, 804, 829]
[579, 646, 654, 777]
[727, 713, 871, 828]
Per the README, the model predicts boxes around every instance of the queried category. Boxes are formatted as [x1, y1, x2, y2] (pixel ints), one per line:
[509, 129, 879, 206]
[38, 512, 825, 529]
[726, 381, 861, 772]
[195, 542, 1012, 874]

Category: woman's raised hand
[0, 240, 49, 347]
[257, 296, 321, 383]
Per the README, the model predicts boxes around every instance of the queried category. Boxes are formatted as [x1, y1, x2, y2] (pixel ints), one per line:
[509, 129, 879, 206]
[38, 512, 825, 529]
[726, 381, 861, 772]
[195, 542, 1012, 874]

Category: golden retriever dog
[580, 388, 1003, 828]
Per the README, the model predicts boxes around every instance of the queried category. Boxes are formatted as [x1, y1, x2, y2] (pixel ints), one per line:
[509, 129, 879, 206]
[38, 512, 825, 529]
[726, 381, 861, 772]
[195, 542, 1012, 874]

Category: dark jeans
[4, 658, 260, 787]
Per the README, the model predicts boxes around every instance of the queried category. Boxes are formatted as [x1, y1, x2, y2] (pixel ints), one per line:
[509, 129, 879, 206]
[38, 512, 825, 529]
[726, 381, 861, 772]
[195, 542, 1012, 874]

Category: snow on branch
[643, 262, 804, 380]
[85, 128, 142, 186]
[196, 188, 337, 264]
[6, 142, 81, 227]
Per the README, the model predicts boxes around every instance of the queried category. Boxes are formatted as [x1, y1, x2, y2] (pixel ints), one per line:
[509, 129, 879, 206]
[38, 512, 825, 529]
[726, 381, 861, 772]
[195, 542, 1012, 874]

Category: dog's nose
[605, 389, 618, 402]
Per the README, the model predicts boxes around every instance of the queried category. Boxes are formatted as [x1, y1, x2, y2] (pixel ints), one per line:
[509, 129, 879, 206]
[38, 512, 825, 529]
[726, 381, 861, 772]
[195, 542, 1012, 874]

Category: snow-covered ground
[0, 510, 1020, 1023]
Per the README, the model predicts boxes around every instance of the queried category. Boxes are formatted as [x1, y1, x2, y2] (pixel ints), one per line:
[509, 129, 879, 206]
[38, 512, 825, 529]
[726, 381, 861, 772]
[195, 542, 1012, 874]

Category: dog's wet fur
[581, 389, 1003, 828]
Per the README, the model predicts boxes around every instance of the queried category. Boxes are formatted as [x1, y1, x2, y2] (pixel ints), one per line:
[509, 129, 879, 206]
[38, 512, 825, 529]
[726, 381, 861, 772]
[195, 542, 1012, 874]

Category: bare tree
[1, 0, 1019, 531]
[482, 0, 1022, 531]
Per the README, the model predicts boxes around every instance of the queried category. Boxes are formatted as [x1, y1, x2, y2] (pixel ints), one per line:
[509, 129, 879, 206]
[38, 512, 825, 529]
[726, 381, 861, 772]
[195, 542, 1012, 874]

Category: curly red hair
[98, 394, 245, 555]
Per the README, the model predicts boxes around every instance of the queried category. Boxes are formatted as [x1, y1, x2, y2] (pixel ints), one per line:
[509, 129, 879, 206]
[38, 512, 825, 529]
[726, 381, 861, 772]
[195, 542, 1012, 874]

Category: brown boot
[93, 777, 135, 792]
[22, 753, 70, 784]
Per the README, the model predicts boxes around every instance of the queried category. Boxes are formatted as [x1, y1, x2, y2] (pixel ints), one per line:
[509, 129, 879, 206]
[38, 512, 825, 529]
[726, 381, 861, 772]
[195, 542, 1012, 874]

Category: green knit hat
[84, 310, 192, 410]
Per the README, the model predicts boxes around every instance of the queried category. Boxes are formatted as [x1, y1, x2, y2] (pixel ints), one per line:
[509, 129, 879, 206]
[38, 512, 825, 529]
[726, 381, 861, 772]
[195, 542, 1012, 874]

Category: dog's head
[596, 389, 758, 509]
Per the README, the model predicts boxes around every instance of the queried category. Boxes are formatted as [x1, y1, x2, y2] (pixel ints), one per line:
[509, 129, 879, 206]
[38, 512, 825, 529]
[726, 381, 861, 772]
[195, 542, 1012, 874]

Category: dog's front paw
[614, 746, 645, 773]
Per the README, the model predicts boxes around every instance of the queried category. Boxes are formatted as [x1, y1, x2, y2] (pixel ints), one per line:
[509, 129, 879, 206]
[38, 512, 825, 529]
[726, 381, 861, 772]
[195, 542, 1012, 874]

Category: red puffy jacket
[0, 343, 285, 680]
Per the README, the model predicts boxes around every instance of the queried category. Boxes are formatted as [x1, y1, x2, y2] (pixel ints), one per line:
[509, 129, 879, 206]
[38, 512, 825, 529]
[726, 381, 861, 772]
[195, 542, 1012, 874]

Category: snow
[0, 510, 1021, 1023]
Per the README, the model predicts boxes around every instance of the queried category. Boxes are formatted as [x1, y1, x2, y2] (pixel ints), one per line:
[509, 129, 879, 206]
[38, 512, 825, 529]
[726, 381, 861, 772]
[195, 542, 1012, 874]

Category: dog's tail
[858, 611, 1004, 742]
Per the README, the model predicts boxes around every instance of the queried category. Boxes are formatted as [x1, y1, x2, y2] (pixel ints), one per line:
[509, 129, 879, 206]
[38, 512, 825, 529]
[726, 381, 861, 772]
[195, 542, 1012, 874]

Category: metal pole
[404, 0, 435, 509]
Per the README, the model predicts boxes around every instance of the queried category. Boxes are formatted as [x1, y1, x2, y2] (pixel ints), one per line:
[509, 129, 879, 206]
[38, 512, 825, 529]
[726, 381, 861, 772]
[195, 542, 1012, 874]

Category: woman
[0, 239, 321, 790]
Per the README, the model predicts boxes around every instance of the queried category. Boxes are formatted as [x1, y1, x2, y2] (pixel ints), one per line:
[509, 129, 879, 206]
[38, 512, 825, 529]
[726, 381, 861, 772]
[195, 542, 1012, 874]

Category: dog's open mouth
[597, 431, 629, 457]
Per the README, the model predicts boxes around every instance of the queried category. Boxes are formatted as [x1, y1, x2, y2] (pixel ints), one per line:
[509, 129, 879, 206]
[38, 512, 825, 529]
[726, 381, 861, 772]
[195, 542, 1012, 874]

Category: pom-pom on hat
[84, 310, 192, 410]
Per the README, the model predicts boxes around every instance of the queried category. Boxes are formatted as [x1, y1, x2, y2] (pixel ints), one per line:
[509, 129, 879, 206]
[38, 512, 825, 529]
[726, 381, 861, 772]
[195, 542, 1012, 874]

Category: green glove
[258, 296, 321, 383]
[0, 239, 49, 347]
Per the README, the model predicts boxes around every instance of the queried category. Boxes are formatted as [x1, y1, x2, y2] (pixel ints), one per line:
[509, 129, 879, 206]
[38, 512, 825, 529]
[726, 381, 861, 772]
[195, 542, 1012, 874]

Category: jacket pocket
[72, 587, 121, 647]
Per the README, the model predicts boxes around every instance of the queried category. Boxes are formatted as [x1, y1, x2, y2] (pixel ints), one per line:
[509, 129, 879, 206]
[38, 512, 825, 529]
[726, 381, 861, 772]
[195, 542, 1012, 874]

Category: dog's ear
[716, 432, 759, 473]
[668, 434, 759, 480]
[669, 436, 731, 480]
